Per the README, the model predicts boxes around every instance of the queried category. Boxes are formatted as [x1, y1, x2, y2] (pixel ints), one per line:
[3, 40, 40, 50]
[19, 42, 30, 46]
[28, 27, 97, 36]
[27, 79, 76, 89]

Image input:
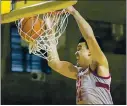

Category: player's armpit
[48, 61, 77, 80]
[97, 65, 110, 78]
[90, 60, 110, 77]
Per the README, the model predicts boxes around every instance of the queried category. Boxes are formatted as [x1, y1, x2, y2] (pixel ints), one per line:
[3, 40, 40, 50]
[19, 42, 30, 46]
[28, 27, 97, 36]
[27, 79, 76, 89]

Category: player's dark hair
[78, 36, 103, 50]
[78, 37, 89, 49]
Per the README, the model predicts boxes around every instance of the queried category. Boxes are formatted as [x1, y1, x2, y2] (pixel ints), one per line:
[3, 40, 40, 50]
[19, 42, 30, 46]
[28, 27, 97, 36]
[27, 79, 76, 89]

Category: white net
[16, 9, 70, 61]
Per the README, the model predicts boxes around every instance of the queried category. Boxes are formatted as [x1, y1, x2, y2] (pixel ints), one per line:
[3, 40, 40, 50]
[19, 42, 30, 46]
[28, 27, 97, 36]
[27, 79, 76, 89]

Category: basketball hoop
[16, 9, 70, 61]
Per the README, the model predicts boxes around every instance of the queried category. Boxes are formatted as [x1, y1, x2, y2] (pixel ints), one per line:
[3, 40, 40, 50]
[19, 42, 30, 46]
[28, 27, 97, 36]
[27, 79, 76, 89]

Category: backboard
[1, 0, 77, 24]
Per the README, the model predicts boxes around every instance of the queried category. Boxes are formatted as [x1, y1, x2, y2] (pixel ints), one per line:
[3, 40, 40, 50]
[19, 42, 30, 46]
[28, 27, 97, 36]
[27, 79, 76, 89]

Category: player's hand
[66, 6, 77, 15]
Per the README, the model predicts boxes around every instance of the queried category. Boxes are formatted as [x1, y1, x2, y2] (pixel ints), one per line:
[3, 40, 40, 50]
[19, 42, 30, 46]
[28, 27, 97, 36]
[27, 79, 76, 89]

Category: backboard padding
[1, 1, 11, 14]
[1, 0, 77, 24]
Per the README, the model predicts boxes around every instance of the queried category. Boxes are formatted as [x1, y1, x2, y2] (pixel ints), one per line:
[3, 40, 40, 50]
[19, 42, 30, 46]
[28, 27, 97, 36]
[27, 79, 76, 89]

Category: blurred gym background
[1, 0, 126, 105]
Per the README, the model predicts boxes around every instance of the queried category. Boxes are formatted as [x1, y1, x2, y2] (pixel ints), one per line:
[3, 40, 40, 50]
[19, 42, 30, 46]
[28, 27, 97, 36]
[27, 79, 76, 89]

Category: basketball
[19, 16, 45, 43]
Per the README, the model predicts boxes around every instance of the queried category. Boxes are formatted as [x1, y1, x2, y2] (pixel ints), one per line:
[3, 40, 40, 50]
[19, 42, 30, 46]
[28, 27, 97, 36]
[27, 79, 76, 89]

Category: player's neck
[82, 65, 89, 70]
[76, 63, 89, 70]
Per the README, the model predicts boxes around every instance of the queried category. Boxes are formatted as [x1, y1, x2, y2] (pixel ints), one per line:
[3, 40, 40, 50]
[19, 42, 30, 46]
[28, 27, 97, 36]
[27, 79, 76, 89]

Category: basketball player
[47, 6, 113, 104]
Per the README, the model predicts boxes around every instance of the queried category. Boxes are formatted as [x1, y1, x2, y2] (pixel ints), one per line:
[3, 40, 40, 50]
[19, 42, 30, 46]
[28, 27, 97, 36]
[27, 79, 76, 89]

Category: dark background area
[1, 0, 126, 105]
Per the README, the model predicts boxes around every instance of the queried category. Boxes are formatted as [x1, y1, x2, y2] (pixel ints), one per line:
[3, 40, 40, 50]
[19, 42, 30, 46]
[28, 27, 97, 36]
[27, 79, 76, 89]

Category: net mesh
[16, 9, 70, 61]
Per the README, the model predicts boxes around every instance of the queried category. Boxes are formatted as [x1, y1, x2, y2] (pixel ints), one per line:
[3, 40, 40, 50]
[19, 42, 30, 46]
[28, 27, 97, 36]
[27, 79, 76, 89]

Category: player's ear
[88, 51, 91, 56]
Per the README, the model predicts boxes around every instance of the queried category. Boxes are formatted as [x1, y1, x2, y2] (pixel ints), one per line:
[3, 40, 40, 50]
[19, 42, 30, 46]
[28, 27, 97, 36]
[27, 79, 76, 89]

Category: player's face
[75, 42, 92, 68]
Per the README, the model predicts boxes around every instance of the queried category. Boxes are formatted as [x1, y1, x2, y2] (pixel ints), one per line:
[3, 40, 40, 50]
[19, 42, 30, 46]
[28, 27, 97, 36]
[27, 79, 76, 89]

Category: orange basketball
[19, 16, 45, 43]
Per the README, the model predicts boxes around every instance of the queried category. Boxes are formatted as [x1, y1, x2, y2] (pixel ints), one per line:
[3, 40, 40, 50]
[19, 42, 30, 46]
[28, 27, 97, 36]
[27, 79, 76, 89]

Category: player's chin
[76, 59, 79, 63]
[77, 59, 81, 64]
[76, 60, 80, 66]
[77, 61, 82, 67]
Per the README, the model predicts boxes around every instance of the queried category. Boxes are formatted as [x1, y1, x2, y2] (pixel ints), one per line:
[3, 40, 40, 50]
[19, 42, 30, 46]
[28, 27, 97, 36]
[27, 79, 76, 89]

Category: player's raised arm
[45, 17, 77, 80]
[67, 6, 109, 77]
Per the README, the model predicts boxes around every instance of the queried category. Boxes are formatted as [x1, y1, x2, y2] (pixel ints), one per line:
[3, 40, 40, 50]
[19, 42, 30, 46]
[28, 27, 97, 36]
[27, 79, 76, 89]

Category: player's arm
[45, 17, 77, 80]
[47, 44, 77, 80]
[67, 6, 109, 77]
